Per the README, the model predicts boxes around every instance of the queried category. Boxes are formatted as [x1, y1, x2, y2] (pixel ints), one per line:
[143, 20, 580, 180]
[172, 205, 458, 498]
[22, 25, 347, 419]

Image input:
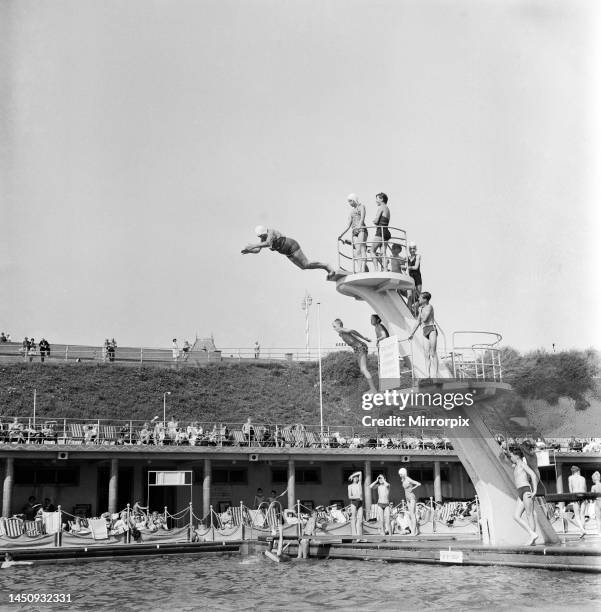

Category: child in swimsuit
[242, 226, 335, 279]
[332, 319, 377, 393]
[408, 292, 439, 378]
[369, 474, 392, 535]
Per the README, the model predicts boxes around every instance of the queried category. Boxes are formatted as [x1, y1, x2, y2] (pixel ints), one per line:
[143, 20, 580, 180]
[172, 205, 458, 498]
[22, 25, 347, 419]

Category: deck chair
[68, 423, 85, 444]
[23, 519, 45, 536]
[292, 429, 307, 447]
[305, 431, 320, 447]
[229, 506, 244, 526]
[1, 518, 24, 537]
[280, 428, 295, 447]
[101, 425, 118, 444]
[231, 430, 246, 446]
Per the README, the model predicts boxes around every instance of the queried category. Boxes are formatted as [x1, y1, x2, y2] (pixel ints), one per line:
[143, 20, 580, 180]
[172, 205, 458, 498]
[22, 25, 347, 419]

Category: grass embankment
[0, 353, 380, 426]
[0, 349, 598, 433]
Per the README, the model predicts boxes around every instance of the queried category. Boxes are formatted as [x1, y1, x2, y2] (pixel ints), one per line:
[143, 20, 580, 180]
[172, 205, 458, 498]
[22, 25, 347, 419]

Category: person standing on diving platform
[242, 226, 335, 279]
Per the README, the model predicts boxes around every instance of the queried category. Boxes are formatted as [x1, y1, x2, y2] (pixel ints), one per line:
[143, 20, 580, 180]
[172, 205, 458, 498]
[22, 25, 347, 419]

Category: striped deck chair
[292, 429, 307, 447]
[318, 432, 330, 448]
[305, 431, 320, 447]
[229, 506, 244, 526]
[1, 518, 24, 537]
[101, 425, 118, 444]
[280, 428, 295, 447]
[254, 425, 266, 445]
[68, 423, 85, 444]
[231, 430, 246, 446]
[23, 519, 45, 536]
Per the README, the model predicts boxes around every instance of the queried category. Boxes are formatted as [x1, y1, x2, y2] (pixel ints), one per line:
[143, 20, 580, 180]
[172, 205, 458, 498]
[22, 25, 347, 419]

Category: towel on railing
[42, 511, 61, 534]
[88, 518, 108, 540]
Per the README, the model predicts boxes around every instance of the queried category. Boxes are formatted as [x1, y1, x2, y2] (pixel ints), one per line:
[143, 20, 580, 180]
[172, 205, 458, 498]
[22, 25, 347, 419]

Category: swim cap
[347, 193, 359, 204]
[255, 225, 267, 236]
[409, 241, 416, 248]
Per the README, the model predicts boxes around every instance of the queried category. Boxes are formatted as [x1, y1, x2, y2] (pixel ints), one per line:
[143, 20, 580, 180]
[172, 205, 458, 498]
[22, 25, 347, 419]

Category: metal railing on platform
[450, 331, 503, 382]
[338, 224, 409, 274]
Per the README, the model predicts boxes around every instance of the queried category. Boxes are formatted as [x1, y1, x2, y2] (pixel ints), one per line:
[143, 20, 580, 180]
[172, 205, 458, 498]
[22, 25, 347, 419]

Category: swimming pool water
[0, 553, 599, 611]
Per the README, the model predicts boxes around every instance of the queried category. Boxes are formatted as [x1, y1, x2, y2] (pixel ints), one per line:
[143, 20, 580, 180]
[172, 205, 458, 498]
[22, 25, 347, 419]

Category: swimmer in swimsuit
[369, 474, 392, 535]
[347, 471, 364, 538]
[338, 194, 368, 272]
[332, 319, 377, 393]
[408, 292, 439, 378]
[406, 242, 422, 315]
[371, 193, 391, 271]
[398, 467, 421, 535]
[505, 448, 539, 545]
[371, 314, 390, 346]
[242, 226, 335, 279]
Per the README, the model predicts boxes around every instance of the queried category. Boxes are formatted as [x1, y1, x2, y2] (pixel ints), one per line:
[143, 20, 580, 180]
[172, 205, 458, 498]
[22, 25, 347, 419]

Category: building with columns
[2, 444, 599, 518]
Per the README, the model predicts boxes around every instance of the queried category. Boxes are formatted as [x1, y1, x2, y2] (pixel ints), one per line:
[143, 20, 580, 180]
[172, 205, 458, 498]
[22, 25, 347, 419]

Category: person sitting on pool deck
[568, 465, 587, 536]
[242, 226, 335, 279]
[505, 448, 539, 545]
[347, 471, 364, 538]
[369, 474, 392, 535]
[332, 319, 377, 394]
[408, 292, 439, 378]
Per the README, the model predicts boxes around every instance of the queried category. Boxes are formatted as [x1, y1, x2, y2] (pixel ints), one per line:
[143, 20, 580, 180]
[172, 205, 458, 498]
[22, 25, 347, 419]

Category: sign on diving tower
[332, 224, 559, 547]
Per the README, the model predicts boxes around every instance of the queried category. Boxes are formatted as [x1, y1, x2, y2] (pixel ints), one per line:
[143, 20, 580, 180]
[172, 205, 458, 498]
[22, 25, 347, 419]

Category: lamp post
[163, 391, 171, 425]
[301, 292, 312, 358]
[317, 301, 324, 437]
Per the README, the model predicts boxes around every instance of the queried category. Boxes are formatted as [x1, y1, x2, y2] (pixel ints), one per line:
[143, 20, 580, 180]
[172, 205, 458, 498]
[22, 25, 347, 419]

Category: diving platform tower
[333, 226, 559, 546]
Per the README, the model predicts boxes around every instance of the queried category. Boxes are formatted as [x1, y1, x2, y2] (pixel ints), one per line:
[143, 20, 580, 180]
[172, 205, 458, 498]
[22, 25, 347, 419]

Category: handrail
[451, 331, 503, 382]
[338, 224, 409, 274]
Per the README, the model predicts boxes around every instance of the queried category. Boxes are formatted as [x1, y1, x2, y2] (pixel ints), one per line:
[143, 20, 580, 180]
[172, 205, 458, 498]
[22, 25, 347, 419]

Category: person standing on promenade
[339, 194, 368, 272]
[370, 474, 392, 535]
[505, 448, 539, 545]
[332, 319, 377, 394]
[254, 341, 260, 359]
[347, 471, 364, 538]
[568, 465, 587, 535]
[408, 292, 439, 378]
[242, 226, 335, 279]
[399, 467, 421, 535]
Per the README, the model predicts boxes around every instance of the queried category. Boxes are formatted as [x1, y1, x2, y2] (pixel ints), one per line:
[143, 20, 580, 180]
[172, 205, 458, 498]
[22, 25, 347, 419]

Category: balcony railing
[0, 417, 456, 451]
[450, 331, 503, 382]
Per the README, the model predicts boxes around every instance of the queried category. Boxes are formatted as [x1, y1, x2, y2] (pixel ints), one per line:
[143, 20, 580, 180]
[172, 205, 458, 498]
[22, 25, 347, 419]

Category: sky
[1, 0, 600, 353]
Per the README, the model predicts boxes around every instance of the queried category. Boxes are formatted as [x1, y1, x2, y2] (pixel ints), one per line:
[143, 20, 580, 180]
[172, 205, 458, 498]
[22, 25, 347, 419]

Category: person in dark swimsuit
[371, 314, 390, 346]
[242, 226, 335, 278]
[408, 292, 439, 378]
[348, 471, 364, 538]
[339, 194, 369, 272]
[407, 242, 422, 316]
[371, 193, 391, 271]
[504, 448, 539, 545]
[332, 319, 377, 393]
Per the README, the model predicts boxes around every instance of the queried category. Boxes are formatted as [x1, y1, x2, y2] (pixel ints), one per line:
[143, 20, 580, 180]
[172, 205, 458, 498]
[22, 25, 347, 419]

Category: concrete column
[2, 458, 14, 517]
[363, 460, 372, 515]
[203, 458, 211, 519]
[433, 461, 442, 503]
[458, 464, 465, 499]
[555, 462, 564, 511]
[132, 464, 144, 505]
[555, 463, 564, 494]
[108, 458, 119, 514]
[287, 459, 295, 510]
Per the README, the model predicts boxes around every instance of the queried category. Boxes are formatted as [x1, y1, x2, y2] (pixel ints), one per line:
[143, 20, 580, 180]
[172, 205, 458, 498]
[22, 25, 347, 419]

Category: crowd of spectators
[496, 435, 601, 454]
[15, 337, 52, 362]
